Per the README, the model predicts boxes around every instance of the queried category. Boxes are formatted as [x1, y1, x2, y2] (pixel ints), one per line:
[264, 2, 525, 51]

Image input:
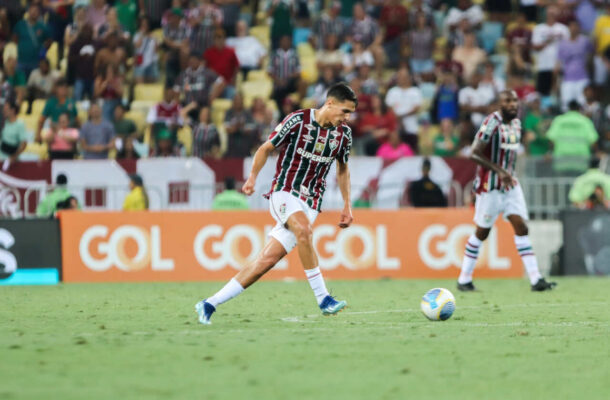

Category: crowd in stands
[0, 0, 610, 177]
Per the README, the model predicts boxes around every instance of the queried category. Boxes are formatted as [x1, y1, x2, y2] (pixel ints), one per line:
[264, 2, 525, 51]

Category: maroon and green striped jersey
[473, 112, 522, 194]
[264, 109, 352, 211]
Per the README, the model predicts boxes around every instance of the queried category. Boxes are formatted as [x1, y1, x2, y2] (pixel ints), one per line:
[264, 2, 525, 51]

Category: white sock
[458, 234, 482, 284]
[514, 235, 542, 285]
[304, 267, 329, 305]
[206, 278, 244, 308]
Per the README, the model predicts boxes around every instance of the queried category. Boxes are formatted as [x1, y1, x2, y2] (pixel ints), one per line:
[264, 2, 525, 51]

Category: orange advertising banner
[60, 209, 523, 282]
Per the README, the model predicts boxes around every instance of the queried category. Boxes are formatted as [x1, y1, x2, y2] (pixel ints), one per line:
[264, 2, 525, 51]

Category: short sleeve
[17, 122, 28, 142]
[531, 25, 544, 46]
[337, 126, 352, 164]
[268, 112, 303, 147]
[42, 98, 52, 118]
[474, 115, 500, 143]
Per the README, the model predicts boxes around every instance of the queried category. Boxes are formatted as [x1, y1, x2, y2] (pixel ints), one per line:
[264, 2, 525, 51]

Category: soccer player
[457, 90, 556, 292]
[196, 83, 357, 324]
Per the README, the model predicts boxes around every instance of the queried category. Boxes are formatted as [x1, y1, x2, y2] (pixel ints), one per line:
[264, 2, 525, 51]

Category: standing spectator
[116, 0, 138, 36]
[162, 7, 189, 86]
[98, 7, 130, 41]
[80, 103, 116, 160]
[568, 158, 610, 207]
[358, 94, 397, 156]
[226, 21, 267, 80]
[406, 12, 436, 79]
[350, 2, 384, 76]
[139, 0, 171, 30]
[445, 0, 484, 31]
[385, 68, 423, 152]
[311, 1, 345, 50]
[191, 106, 220, 159]
[434, 119, 460, 157]
[409, 158, 447, 207]
[316, 34, 344, 73]
[203, 29, 239, 99]
[2, 57, 26, 106]
[557, 20, 593, 110]
[523, 93, 552, 157]
[431, 71, 460, 124]
[94, 64, 124, 122]
[519, 0, 538, 22]
[342, 38, 374, 79]
[268, 35, 302, 111]
[219, 0, 241, 38]
[37, 79, 78, 144]
[212, 176, 249, 210]
[506, 13, 533, 75]
[87, 0, 109, 36]
[436, 45, 464, 80]
[133, 17, 159, 83]
[123, 174, 149, 211]
[36, 174, 73, 218]
[379, 0, 407, 69]
[13, 3, 51, 78]
[459, 73, 495, 127]
[0, 102, 27, 165]
[42, 112, 79, 160]
[547, 101, 598, 173]
[310, 66, 341, 107]
[187, 4, 223, 57]
[26, 58, 61, 114]
[267, 0, 294, 50]
[69, 24, 96, 101]
[592, 2, 610, 87]
[531, 6, 569, 96]
[224, 93, 257, 158]
[64, 5, 88, 52]
[452, 31, 487, 83]
[376, 129, 414, 161]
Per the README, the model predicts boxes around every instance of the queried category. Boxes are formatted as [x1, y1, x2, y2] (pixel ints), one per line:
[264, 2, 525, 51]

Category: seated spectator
[547, 101, 599, 173]
[36, 174, 73, 218]
[147, 87, 183, 145]
[123, 174, 149, 210]
[113, 104, 138, 141]
[226, 20, 267, 80]
[350, 3, 384, 76]
[224, 93, 258, 158]
[568, 158, 610, 207]
[379, 0, 408, 69]
[311, 1, 345, 50]
[133, 17, 159, 84]
[94, 64, 124, 122]
[431, 71, 460, 124]
[376, 129, 414, 161]
[152, 125, 180, 157]
[385, 68, 423, 152]
[310, 66, 342, 107]
[479, 62, 506, 97]
[26, 58, 61, 114]
[452, 31, 487, 83]
[436, 45, 464, 81]
[79, 103, 116, 160]
[358, 94, 397, 156]
[191, 106, 220, 159]
[316, 33, 344, 74]
[342, 38, 374, 79]
[408, 0, 434, 28]
[406, 12, 436, 80]
[204, 29, 239, 99]
[162, 7, 189, 86]
[522, 92, 551, 156]
[459, 73, 495, 127]
[409, 158, 447, 207]
[457, 116, 476, 158]
[434, 119, 460, 157]
[37, 79, 79, 143]
[558, 20, 593, 111]
[174, 53, 224, 121]
[14, 3, 51, 78]
[43, 112, 79, 160]
[250, 97, 276, 145]
[69, 24, 96, 101]
[357, 64, 380, 96]
[2, 57, 26, 106]
[212, 177, 249, 210]
[0, 102, 27, 166]
[348, 77, 373, 123]
[268, 35, 303, 111]
[445, 0, 484, 31]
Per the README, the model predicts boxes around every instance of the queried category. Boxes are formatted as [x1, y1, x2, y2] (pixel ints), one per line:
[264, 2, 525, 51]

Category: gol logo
[80, 225, 174, 271]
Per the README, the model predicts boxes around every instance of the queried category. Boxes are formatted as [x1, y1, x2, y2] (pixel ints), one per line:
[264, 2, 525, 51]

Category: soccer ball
[420, 288, 456, 321]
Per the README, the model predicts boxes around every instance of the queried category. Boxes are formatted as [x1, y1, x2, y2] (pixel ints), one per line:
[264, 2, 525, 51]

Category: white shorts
[268, 191, 319, 253]
[474, 184, 529, 228]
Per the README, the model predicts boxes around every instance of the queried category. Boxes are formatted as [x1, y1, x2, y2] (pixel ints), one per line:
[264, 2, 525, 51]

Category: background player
[457, 90, 557, 292]
[196, 83, 357, 324]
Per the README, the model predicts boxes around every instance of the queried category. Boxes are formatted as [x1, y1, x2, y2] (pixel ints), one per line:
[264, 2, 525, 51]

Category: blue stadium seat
[478, 21, 504, 54]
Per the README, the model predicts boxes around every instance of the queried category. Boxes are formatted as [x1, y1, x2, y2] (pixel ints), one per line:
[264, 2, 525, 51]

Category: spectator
[316, 34, 344, 73]
[531, 6, 569, 96]
[592, 2, 610, 86]
[186, 7, 213, 57]
[94, 64, 124, 122]
[310, 66, 342, 107]
[267, 0, 294, 50]
[219, 0, 241, 38]
[113, 103, 138, 142]
[379, 0, 408, 68]
[523, 92, 552, 157]
[452, 31, 487, 82]
[2, 57, 26, 106]
[350, 2, 384, 76]
[147, 87, 183, 145]
[26, 58, 61, 114]
[568, 158, 610, 207]
[519, 0, 538, 22]
[36, 173, 73, 218]
[191, 106, 220, 159]
[456, 116, 476, 158]
[98, 7, 130, 40]
[585, 185, 610, 210]
[356, 64, 379, 95]
[0, 102, 27, 166]
[268, 35, 302, 111]
[431, 71, 459, 124]
[433, 118, 460, 157]
[116, 135, 140, 160]
[406, 12, 436, 79]
[376, 129, 414, 161]
[571, 0, 598, 35]
[459, 72, 495, 127]
[558, 20, 593, 110]
[407, 0, 434, 28]
[139, 0, 171, 30]
[445, 0, 484, 31]
[162, 7, 189, 86]
[385, 68, 423, 152]
[95, 31, 129, 76]
[311, 1, 345, 50]
[133, 17, 159, 84]
[408, 158, 447, 207]
[13, 3, 51, 78]
[436, 45, 464, 80]
[556, 0, 576, 26]
[42, 112, 79, 160]
[79, 103, 116, 160]
[152, 125, 180, 157]
[506, 12, 533, 73]
[203, 29, 239, 98]
[509, 71, 536, 101]
[86, 0, 108, 36]
[56, 196, 80, 212]
[224, 93, 258, 158]
[358, 94, 397, 156]
[123, 173, 149, 210]
[116, 0, 138, 36]
[582, 84, 603, 133]
[69, 24, 96, 101]
[37, 79, 78, 143]
[226, 21, 267, 80]
[479, 62, 506, 98]
[342, 38, 374, 79]
[250, 97, 276, 145]
[212, 176, 249, 210]
[547, 100, 598, 173]
[64, 5, 88, 52]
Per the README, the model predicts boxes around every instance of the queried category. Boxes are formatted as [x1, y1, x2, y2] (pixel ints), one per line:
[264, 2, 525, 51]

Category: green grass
[1, 278, 609, 400]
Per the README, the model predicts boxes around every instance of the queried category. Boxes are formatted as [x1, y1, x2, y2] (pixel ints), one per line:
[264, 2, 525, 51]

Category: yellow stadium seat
[47, 42, 59, 71]
[300, 58, 318, 84]
[125, 110, 146, 137]
[23, 142, 48, 160]
[241, 80, 273, 107]
[297, 42, 315, 59]
[21, 114, 40, 135]
[247, 69, 270, 82]
[151, 29, 164, 43]
[177, 125, 193, 156]
[31, 99, 47, 116]
[130, 100, 156, 115]
[19, 102, 29, 116]
[250, 25, 270, 49]
[211, 98, 232, 126]
[134, 83, 164, 102]
[3, 42, 17, 63]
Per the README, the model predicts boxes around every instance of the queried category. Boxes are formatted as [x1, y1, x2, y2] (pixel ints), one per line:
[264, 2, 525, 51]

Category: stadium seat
[134, 83, 164, 102]
[478, 21, 504, 54]
[211, 98, 232, 126]
[151, 29, 164, 43]
[125, 110, 147, 137]
[31, 99, 46, 116]
[297, 42, 315, 59]
[23, 142, 48, 160]
[300, 57, 318, 83]
[47, 42, 59, 71]
[246, 69, 269, 82]
[241, 80, 273, 106]
[19, 102, 29, 116]
[21, 114, 40, 135]
[293, 28, 311, 47]
[130, 100, 157, 115]
[177, 125, 193, 156]
[250, 25, 270, 49]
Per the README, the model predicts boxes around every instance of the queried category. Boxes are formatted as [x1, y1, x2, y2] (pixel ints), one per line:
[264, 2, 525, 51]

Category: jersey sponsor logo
[296, 147, 334, 163]
[274, 114, 303, 140]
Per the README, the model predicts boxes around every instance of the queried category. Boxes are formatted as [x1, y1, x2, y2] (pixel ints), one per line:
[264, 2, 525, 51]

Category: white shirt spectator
[445, 5, 484, 28]
[532, 22, 570, 71]
[459, 85, 495, 126]
[226, 35, 267, 69]
[385, 86, 423, 134]
[342, 50, 374, 70]
[133, 32, 159, 68]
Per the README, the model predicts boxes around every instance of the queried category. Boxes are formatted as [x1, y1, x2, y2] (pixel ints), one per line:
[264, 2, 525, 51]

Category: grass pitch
[1, 278, 609, 400]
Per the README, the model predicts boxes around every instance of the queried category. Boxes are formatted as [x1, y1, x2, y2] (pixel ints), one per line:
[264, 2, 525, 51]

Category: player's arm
[470, 139, 515, 189]
[336, 159, 353, 229]
[242, 141, 275, 196]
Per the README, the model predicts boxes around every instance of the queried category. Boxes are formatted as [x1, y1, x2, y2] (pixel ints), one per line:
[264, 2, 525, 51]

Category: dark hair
[422, 157, 431, 169]
[56, 174, 68, 185]
[589, 157, 600, 169]
[114, 103, 127, 112]
[327, 82, 358, 106]
[224, 177, 236, 190]
[568, 100, 581, 111]
[130, 174, 143, 187]
[5, 101, 18, 114]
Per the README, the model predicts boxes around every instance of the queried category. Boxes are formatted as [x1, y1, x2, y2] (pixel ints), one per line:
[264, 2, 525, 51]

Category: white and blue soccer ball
[420, 288, 456, 321]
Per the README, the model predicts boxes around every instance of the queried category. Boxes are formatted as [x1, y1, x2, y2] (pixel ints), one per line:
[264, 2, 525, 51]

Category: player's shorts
[268, 191, 319, 253]
[473, 184, 529, 228]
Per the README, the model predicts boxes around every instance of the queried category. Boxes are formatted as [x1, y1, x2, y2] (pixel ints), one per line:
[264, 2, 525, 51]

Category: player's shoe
[195, 300, 216, 325]
[319, 295, 347, 315]
[457, 281, 476, 292]
[531, 278, 557, 292]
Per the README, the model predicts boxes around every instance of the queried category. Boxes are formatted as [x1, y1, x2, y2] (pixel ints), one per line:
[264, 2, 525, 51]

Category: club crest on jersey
[329, 139, 339, 151]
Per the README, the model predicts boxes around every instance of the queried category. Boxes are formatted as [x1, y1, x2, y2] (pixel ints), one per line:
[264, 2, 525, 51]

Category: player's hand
[338, 206, 353, 229]
[499, 171, 516, 189]
[242, 177, 255, 196]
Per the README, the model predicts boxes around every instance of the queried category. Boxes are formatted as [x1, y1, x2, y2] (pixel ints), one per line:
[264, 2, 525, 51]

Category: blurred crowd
[0, 0, 610, 173]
